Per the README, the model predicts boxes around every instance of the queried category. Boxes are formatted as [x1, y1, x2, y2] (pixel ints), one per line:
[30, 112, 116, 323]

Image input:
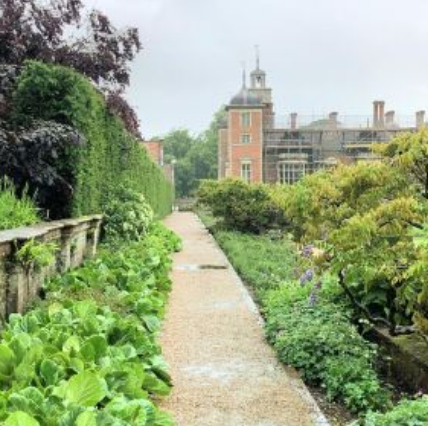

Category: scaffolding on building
[262, 123, 414, 185]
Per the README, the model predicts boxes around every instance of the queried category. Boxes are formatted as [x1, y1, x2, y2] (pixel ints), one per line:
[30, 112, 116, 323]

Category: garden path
[160, 212, 329, 426]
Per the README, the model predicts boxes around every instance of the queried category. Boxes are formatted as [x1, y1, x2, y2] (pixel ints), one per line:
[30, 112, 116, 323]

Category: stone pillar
[85, 216, 103, 260]
[6, 263, 27, 316]
[59, 224, 74, 273]
[290, 113, 298, 130]
[0, 216, 103, 319]
[416, 110, 426, 129]
[0, 241, 12, 322]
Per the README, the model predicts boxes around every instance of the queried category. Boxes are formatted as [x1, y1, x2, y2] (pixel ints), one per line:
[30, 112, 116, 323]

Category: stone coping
[0, 215, 103, 245]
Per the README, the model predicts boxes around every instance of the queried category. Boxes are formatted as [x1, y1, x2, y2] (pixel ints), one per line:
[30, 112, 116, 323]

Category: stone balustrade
[0, 215, 102, 320]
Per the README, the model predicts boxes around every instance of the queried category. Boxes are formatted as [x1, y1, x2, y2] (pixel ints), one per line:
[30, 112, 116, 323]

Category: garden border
[194, 215, 331, 426]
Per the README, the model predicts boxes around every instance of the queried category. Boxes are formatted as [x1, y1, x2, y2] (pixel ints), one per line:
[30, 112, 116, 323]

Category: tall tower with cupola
[248, 48, 274, 129]
[218, 69, 264, 183]
[249, 48, 272, 103]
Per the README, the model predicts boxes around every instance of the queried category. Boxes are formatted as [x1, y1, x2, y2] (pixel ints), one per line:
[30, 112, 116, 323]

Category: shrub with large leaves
[104, 186, 154, 242]
[0, 223, 180, 425]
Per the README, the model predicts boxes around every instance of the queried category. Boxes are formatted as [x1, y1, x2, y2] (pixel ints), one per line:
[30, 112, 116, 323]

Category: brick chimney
[378, 101, 385, 127]
[373, 101, 380, 127]
[290, 113, 298, 130]
[416, 110, 426, 129]
[373, 100, 385, 128]
[385, 110, 395, 127]
[329, 112, 339, 128]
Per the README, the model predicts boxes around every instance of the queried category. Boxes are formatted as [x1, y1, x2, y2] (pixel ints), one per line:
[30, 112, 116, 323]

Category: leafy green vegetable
[63, 372, 107, 407]
[0, 222, 181, 425]
[5, 412, 40, 426]
[75, 411, 97, 426]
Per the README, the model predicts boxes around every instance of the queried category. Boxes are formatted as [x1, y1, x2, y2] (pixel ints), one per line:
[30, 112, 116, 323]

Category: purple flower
[308, 292, 318, 307]
[306, 269, 314, 281]
[301, 244, 315, 258]
[299, 269, 314, 287]
[308, 281, 322, 306]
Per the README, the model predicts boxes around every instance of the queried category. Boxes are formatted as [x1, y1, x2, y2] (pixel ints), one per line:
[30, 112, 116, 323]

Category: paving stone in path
[160, 212, 329, 426]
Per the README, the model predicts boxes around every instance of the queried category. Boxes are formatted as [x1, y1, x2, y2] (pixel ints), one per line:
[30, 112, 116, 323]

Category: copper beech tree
[0, 0, 142, 136]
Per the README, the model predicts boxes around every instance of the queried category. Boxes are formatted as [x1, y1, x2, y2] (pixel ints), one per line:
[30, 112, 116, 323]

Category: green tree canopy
[163, 107, 226, 197]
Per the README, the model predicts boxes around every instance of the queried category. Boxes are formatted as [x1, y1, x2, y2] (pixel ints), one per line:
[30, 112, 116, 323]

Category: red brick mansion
[218, 58, 426, 184]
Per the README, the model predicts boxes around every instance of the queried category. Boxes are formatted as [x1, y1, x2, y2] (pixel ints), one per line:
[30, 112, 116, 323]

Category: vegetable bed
[0, 222, 181, 426]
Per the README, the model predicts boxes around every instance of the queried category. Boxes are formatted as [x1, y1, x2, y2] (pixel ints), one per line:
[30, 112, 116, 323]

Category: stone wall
[373, 328, 428, 393]
[0, 215, 102, 320]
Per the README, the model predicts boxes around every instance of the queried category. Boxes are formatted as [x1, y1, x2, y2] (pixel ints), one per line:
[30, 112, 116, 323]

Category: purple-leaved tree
[0, 0, 142, 136]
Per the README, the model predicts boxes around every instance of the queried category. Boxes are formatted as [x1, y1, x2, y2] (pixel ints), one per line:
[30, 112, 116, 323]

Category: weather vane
[241, 60, 246, 87]
[255, 44, 260, 69]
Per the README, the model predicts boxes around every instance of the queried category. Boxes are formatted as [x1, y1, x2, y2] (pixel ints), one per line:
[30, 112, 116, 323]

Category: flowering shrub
[104, 186, 154, 242]
[214, 228, 390, 415]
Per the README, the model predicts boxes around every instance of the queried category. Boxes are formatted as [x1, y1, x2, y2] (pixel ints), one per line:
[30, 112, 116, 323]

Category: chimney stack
[378, 101, 385, 127]
[329, 112, 339, 128]
[385, 110, 395, 127]
[416, 110, 426, 129]
[373, 100, 385, 128]
[373, 101, 380, 127]
[290, 113, 298, 130]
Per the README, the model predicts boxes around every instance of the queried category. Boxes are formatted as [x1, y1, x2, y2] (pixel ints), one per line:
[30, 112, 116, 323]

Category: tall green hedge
[11, 61, 173, 218]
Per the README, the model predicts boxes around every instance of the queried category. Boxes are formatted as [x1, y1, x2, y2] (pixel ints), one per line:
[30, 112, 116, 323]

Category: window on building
[241, 162, 252, 183]
[241, 134, 251, 144]
[278, 162, 306, 184]
[241, 112, 251, 127]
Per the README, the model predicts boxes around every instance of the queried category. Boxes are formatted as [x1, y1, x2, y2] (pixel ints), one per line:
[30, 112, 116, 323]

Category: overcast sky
[84, 0, 428, 137]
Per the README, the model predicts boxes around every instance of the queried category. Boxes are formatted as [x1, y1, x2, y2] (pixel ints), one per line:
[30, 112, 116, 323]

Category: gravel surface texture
[160, 212, 330, 426]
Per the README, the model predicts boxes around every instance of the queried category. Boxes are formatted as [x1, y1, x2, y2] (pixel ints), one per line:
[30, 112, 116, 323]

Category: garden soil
[160, 212, 330, 426]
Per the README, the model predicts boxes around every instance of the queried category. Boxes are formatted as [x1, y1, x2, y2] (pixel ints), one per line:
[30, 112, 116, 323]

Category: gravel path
[160, 212, 329, 426]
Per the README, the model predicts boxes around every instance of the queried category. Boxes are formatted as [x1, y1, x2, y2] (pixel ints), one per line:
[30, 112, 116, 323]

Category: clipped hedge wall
[11, 61, 173, 218]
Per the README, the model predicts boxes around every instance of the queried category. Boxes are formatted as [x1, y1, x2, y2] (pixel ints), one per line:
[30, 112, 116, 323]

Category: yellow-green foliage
[281, 161, 410, 241]
[0, 178, 39, 231]
[12, 61, 173, 218]
[374, 129, 428, 197]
